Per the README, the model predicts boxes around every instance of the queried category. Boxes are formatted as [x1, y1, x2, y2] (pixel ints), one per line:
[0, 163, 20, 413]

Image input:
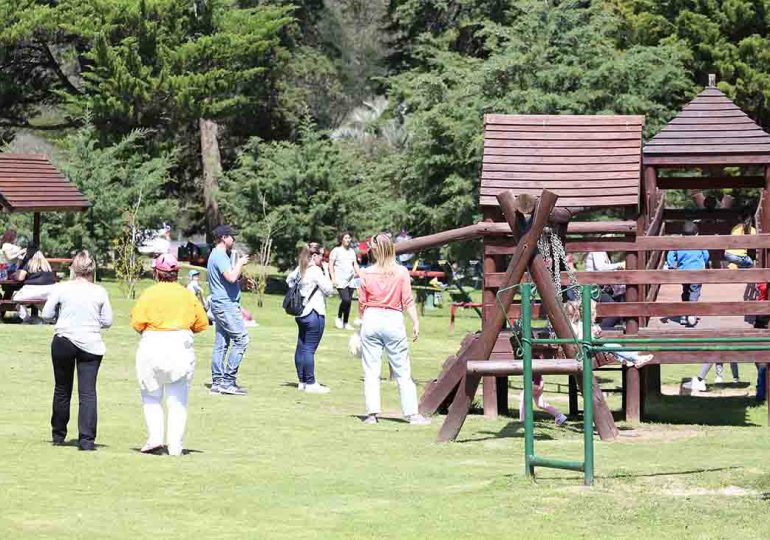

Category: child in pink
[519, 369, 567, 426]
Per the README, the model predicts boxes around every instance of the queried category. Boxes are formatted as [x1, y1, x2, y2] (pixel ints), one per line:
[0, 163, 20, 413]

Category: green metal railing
[503, 282, 770, 487]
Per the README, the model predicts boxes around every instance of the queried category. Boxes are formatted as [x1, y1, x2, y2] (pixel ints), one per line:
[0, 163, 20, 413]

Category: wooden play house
[396, 78, 770, 441]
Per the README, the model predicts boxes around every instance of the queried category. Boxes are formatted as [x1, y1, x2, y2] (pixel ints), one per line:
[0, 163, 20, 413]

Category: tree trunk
[200, 118, 223, 241]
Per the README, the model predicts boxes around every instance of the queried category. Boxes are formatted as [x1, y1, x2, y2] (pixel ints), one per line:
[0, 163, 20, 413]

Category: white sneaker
[715, 375, 724, 384]
[298, 383, 306, 391]
[344, 323, 355, 331]
[304, 383, 330, 394]
[363, 414, 378, 425]
[686, 316, 699, 327]
[408, 414, 431, 426]
[691, 377, 707, 392]
[335, 317, 344, 329]
[555, 413, 567, 426]
[353, 319, 363, 327]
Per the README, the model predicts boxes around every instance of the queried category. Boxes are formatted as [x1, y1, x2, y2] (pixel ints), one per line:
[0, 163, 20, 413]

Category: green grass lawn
[1, 281, 769, 538]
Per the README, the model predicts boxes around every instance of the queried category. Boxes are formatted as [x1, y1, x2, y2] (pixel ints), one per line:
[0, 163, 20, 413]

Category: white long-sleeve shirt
[42, 280, 113, 356]
[286, 265, 335, 317]
[584, 252, 623, 272]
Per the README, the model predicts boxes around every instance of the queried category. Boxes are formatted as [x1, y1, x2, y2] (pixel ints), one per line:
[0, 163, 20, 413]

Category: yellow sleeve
[130, 295, 149, 333]
[190, 293, 209, 333]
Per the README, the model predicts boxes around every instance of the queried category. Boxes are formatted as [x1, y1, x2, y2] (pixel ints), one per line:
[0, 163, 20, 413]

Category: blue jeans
[294, 311, 325, 385]
[723, 253, 753, 268]
[210, 300, 250, 385]
[757, 365, 767, 401]
[681, 283, 701, 302]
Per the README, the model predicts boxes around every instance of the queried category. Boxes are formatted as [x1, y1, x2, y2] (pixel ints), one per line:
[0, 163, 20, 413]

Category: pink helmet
[152, 253, 179, 272]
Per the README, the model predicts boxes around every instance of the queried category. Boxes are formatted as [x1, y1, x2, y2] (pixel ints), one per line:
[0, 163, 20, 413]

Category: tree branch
[39, 41, 83, 95]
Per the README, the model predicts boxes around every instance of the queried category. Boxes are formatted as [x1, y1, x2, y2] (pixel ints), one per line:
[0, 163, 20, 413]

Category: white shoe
[304, 383, 330, 394]
[298, 383, 306, 391]
[715, 375, 724, 384]
[335, 318, 344, 329]
[344, 323, 355, 331]
[353, 319, 363, 327]
[691, 377, 707, 392]
[555, 413, 567, 426]
[363, 414, 378, 425]
[686, 316, 699, 327]
[408, 414, 431, 426]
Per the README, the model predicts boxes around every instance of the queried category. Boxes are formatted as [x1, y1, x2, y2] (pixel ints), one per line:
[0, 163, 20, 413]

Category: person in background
[131, 253, 209, 455]
[754, 282, 768, 402]
[207, 224, 250, 396]
[395, 228, 414, 268]
[357, 233, 430, 426]
[187, 270, 207, 307]
[12, 248, 57, 322]
[667, 221, 708, 329]
[1, 228, 26, 275]
[287, 244, 335, 393]
[724, 210, 756, 269]
[329, 231, 359, 330]
[520, 370, 567, 426]
[42, 251, 112, 451]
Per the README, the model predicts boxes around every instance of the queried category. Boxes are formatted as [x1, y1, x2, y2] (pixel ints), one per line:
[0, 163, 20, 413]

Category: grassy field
[1, 281, 769, 538]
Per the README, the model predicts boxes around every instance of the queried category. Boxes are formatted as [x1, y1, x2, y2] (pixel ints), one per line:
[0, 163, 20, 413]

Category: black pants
[51, 335, 102, 449]
[337, 287, 355, 323]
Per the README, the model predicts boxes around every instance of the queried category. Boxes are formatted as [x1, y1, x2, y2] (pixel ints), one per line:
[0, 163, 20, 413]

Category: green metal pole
[521, 283, 535, 478]
[581, 284, 594, 486]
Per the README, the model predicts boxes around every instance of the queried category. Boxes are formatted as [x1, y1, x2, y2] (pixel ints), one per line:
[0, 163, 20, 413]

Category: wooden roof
[0, 154, 90, 212]
[480, 114, 644, 208]
[643, 87, 770, 167]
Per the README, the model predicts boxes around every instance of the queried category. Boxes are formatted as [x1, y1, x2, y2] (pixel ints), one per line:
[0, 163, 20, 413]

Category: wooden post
[624, 213, 642, 422]
[437, 190, 558, 442]
[763, 166, 770, 268]
[33, 212, 41, 247]
[482, 219, 498, 418]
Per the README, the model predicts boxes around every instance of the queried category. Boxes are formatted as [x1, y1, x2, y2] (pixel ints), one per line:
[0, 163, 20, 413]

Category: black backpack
[283, 283, 318, 316]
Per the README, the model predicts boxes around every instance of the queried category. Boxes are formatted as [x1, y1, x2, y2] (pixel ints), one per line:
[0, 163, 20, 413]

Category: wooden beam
[32, 212, 41, 247]
[643, 155, 770, 166]
[657, 175, 765, 189]
[647, 351, 770, 364]
[486, 269, 770, 287]
[596, 301, 770, 317]
[467, 359, 581, 376]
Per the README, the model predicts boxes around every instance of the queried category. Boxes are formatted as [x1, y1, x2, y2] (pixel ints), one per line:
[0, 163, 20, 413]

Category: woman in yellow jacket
[131, 253, 209, 455]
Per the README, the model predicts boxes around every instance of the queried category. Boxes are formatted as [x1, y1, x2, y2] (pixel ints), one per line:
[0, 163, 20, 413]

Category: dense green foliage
[2, 0, 770, 262]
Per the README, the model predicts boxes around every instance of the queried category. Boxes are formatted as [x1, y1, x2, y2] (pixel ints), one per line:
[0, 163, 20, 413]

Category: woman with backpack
[286, 244, 335, 393]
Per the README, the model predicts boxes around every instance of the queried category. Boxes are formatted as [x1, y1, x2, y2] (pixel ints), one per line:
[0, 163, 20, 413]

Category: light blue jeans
[210, 299, 250, 385]
[723, 253, 753, 268]
[360, 308, 418, 417]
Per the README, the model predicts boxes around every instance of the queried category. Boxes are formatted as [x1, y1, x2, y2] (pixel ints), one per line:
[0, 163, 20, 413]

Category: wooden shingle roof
[643, 87, 770, 166]
[481, 114, 644, 208]
[0, 154, 89, 212]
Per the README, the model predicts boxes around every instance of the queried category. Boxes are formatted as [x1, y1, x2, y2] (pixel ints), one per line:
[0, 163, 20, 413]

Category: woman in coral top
[357, 233, 430, 426]
[130, 253, 209, 455]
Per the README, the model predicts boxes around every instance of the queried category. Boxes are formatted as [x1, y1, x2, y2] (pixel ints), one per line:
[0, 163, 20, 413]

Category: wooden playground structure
[395, 78, 770, 442]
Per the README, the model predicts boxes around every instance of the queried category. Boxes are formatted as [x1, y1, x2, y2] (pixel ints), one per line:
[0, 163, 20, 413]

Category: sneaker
[219, 383, 247, 396]
[209, 382, 222, 394]
[303, 383, 330, 394]
[408, 414, 431, 426]
[733, 377, 741, 384]
[298, 383, 306, 391]
[353, 318, 363, 327]
[715, 375, 724, 384]
[335, 317, 344, 329]
[686, 316, 699, 327]
[344, 323, 355, 331]
[555, 413, 567, 426]
[363, 414, 378, 425]
[691, 377, 707, 392]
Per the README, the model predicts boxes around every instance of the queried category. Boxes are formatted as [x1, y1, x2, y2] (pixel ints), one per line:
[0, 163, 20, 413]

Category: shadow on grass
[50, 439, 108, 449]
[644, 394, 759, 426]
[457, 419, 587, 443]
[130, 447, 204, 456]
[349, 414, 409, 424]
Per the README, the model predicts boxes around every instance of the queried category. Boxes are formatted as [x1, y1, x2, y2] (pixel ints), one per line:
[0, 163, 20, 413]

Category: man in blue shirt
[208, 224, 250, 395]
[666, 221, 709, 327]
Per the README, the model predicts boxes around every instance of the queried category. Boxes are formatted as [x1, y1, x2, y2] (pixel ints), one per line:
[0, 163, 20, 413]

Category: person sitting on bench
[12, 248, 57, 322]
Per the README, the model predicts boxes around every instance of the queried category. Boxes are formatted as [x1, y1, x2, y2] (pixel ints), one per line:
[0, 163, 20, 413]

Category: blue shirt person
[207, 224, 250, 395]
[666, 221, 707, 326]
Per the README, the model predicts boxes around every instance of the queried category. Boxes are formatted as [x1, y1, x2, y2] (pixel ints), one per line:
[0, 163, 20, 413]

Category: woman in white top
[329, 231, 359, 330]
[585, 250, 626, 302]
[42, 251, 113, 451]
[286, 244, 335, 393]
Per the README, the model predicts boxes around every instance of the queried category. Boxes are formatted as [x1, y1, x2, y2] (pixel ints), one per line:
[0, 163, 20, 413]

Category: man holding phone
[208, 224, 250, 395]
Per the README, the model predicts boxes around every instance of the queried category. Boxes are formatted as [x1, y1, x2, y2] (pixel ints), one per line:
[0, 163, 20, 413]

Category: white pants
[141, 378, 189, 456]
[360, 308, 418, 417]
[12, 284, 56, 320]
[136, 331, 195, 456]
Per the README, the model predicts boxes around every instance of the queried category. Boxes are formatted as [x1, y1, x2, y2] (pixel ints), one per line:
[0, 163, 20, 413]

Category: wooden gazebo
[0, 154, 90, 245]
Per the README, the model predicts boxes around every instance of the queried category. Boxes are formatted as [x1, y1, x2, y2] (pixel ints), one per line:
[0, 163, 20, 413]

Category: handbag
[283, 283, 318, 316]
